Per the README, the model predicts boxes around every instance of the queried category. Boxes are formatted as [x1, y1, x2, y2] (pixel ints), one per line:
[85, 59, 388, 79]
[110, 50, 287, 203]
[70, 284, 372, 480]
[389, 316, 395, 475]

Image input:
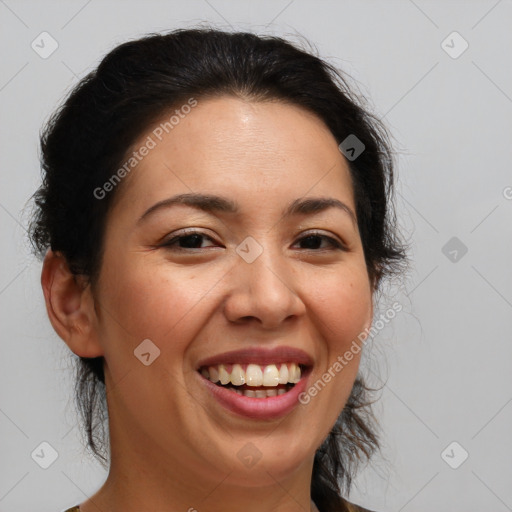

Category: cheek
[297, 268, 371, 437]
[307, 266, 372, 349]
[96, 257, 224, 368]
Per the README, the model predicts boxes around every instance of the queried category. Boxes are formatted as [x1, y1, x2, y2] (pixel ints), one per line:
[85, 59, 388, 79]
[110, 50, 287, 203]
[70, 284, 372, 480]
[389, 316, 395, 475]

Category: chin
[225, 436, 315, 486]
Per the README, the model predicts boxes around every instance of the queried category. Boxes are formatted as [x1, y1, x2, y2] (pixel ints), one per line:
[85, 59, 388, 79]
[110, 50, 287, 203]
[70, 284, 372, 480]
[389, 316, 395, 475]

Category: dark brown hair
[28, 28, 405, 512]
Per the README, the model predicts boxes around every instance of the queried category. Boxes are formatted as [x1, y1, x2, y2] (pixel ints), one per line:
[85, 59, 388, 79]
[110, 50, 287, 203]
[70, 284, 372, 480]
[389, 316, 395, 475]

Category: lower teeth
[222, 385, 292, 398]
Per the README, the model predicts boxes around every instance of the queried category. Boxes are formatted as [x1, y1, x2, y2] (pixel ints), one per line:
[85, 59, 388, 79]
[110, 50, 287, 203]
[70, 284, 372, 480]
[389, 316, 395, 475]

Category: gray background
[1, 1, 511, 511]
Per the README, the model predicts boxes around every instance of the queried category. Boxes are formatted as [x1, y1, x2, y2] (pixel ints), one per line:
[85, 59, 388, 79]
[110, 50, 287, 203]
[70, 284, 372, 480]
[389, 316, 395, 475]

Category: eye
[160, 230, 345, 252]
[293, 232, 345, 251]
[160, 230, 220, 250]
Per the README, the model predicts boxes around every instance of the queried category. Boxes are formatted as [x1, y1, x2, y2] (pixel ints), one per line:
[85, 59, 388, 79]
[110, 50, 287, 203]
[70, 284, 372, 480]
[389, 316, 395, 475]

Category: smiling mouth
[198, 362, 306, 398]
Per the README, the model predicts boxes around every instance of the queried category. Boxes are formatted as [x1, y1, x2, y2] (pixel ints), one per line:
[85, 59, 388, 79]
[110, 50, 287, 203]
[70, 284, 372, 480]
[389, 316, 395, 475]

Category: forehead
[111, 96, 354, 215]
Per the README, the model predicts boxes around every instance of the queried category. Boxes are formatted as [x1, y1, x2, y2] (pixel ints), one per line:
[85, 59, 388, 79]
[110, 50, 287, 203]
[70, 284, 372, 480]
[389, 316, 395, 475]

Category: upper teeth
[200, 363, 302, 386]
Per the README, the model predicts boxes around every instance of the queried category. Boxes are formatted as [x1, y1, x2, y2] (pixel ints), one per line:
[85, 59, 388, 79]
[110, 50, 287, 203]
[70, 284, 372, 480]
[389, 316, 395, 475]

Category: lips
[195, 346, 313, 419]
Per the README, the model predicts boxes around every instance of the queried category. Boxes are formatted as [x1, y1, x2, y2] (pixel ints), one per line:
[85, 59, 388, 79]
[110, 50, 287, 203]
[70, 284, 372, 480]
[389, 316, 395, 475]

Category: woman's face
[92, 96, 373, 486]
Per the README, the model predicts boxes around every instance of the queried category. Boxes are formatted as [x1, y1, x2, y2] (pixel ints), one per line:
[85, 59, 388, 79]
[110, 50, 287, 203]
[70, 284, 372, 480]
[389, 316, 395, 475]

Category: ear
[41, 249, 103, 358]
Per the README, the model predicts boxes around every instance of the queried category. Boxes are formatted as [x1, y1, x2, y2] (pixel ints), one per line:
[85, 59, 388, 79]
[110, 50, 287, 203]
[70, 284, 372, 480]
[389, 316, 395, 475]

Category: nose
[223, 243, 306, 329]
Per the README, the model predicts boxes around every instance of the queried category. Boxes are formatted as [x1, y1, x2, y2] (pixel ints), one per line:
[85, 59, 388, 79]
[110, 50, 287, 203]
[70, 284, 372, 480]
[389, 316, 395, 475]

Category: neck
[81, 409, 318, 512]
[85, 462, 317, 512]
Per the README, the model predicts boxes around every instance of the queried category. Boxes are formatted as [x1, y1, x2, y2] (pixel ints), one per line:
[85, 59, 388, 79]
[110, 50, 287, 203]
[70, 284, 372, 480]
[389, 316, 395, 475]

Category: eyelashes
[293, 233, 345, 250]
[160, 230, 346, 252]
[162, 232, 215, 250]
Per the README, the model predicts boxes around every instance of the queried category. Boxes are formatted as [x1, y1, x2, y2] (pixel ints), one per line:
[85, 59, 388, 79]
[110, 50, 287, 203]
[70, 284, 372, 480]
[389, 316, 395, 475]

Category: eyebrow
[137, 193, 357, 226]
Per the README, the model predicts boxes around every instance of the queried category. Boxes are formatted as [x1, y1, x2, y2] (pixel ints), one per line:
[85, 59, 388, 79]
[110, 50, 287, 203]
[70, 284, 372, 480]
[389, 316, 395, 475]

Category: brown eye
[294, 233, 344, 250]
[161, 231, 219, 250]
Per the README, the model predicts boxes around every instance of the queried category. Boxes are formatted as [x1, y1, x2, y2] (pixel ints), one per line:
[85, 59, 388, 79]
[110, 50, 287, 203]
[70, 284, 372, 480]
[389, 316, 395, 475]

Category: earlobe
[41, 249, 103, 358]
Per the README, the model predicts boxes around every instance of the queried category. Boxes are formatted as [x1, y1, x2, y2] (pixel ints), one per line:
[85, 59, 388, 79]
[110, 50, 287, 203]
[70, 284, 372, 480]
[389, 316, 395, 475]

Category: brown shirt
[63, 504, 376, 512]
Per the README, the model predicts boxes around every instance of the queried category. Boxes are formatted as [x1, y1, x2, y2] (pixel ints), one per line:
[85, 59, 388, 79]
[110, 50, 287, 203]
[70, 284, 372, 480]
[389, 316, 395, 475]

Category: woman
[28, 28, 405, 512]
